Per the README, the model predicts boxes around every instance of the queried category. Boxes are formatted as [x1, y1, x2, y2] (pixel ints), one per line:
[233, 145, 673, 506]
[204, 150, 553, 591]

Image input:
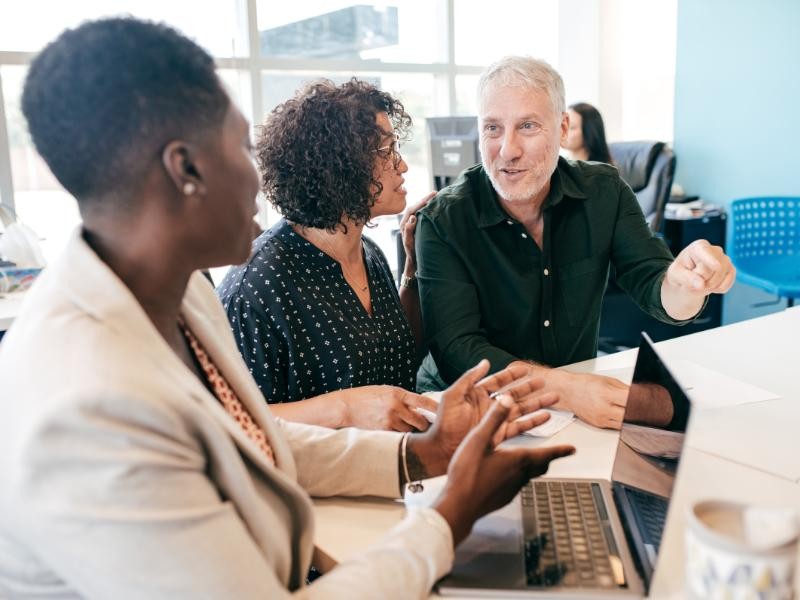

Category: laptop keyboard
[522, 481, 617, 588]
[624, 486, 668, 549]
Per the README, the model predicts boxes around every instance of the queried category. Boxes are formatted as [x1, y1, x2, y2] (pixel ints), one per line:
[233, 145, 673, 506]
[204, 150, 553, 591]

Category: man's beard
[483, 160, 548, 203]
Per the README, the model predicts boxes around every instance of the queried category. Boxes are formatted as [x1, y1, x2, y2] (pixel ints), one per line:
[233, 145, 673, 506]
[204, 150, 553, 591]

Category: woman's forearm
[268, 391, 348, 428]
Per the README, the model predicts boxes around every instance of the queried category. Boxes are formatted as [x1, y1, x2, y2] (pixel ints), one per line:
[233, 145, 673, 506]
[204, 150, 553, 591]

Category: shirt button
[543, 268, 549, 276]
[521, 233, 528, 239]
[544, 320, 551, 327]
[506, 220, 513, 225]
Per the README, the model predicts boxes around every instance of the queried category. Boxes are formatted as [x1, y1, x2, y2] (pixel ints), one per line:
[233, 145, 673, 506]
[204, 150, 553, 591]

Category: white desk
[0, 293, 25, 332]
[313, 307, 800, 598]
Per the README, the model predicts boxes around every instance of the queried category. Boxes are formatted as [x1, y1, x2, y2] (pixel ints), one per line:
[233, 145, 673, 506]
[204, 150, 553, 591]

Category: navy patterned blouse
[217, 219, 416, 404]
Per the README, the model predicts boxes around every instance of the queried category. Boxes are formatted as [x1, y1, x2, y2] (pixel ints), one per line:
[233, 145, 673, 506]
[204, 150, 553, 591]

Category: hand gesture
[508, 361, 628, 430]
[418, 360, 560, 471]
[565, 372, 629, 430]
[343, 385, 438, 432]
[433, 396, 575, 545]
[399, 191, 436, 273]
[666, 239, 736, 297]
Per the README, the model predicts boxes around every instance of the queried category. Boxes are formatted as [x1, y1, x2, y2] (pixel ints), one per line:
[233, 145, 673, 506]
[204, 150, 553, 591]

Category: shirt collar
[476, 157, 587, 228]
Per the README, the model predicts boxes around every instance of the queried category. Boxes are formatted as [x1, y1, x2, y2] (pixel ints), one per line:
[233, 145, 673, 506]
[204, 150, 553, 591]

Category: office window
[454, 74, 480, 116]
[0, 65, 78, 259]
[0, 1, 677, 269]
[256, 1, 447, 64]
[0, 1, 248, 56]
[453, 0, 558, 67]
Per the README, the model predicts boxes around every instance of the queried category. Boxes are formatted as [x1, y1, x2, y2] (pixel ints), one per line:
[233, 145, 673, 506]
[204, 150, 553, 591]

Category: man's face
[479, 85, 568, 204]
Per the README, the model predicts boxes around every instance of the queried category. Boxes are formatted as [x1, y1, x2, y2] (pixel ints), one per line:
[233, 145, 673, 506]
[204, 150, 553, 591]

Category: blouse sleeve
[222, 281, 290, 404]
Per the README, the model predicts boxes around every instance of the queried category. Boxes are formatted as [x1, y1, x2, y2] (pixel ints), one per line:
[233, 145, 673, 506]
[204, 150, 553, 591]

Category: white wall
[557, 0, 677, 143]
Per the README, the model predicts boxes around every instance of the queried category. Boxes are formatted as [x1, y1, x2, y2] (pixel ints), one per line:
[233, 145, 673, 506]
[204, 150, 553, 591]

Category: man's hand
[399, 191, 436, 275]
[559, 372, 629, 429]
[662, 239, 736, 320]
[432, 397, 575, 545]
[508, 361, 628, 430]
[408, 360, 559, 477]
[342, 386, 438, 432]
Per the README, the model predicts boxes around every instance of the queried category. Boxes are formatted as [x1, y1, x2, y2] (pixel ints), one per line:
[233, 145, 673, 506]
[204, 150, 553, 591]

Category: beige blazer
[0, 230, 452, 599]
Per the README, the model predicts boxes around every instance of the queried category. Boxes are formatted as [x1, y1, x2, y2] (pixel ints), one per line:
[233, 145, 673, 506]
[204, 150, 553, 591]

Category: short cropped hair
[256, 78, 412, 230]
[477, 56, 566, 117]
[22, 18, 229, 202]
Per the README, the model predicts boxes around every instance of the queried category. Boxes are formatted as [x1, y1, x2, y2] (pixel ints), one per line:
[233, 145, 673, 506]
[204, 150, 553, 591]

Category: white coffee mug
[686, 500, 798, 600]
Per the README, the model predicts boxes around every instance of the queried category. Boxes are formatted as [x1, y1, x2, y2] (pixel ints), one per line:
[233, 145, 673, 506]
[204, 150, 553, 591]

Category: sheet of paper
[667, 359, 780, 409]
[521, 409, 575, 437]
[597, 360, 779, 410]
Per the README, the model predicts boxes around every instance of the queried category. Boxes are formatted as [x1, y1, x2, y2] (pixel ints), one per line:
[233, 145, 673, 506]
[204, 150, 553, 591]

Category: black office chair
[598, 141, 677, 352]
[608, 141, 676, 232]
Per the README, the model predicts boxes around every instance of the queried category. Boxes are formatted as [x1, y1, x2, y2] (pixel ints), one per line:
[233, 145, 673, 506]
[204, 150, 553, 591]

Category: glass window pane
[0, 1, 248, 57]
[1, 66, 80, 261]
[455, 74, 480, 115]
[454, 0, 559, 66]
[256, 1, 447, 64]
[218, 69, 254, 128]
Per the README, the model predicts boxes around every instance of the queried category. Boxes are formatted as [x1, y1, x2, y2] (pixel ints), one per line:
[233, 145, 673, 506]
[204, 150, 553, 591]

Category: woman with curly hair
[217, 79, 438, 431]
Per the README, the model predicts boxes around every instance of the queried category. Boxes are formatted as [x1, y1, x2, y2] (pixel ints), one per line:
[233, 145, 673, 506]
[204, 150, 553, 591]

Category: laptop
[438, 332, 692, 598]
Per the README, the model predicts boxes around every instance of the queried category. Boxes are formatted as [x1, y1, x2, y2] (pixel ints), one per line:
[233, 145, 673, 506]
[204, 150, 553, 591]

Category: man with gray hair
[414, 56, 735, 429]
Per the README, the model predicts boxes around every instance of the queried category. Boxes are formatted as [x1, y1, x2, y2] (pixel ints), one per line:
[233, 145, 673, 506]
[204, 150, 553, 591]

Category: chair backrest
[728, 197, 800, 264]
[609, 141, 676, 232]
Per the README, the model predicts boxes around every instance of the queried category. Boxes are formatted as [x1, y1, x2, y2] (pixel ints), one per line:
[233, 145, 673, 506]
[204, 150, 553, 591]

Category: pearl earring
[182, 182, 196, 195]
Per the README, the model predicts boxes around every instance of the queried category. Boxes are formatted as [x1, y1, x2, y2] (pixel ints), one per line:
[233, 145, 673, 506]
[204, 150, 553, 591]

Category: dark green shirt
[416, 158, 685, 390]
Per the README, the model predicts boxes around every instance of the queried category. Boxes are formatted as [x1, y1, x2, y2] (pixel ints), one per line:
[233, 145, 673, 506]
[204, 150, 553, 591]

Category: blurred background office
[1, 0, 798, 329]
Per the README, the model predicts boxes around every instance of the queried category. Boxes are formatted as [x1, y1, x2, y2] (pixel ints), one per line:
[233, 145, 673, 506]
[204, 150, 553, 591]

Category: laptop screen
[610, 332, 692, 499]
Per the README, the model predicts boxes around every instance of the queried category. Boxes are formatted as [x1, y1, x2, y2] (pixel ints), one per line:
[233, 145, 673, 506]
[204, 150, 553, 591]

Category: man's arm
[609, 180, 685, 321]
[661, 239, 736, 319]
[611, 179, 735, 322]
[415, 212, 518, 384]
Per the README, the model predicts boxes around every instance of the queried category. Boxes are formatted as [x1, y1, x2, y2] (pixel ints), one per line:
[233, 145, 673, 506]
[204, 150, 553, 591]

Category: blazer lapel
[179, 273, 298, 478]
[58, 230, 295, 481]
[54, 231, 316, 587]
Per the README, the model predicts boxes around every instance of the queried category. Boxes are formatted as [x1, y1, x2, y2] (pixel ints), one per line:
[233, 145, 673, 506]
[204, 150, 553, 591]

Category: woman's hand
[432, 395, 575, 545]
[407, 360, 561, 477]
[341, 385, 438, 432]
[399, 191, 436, 275]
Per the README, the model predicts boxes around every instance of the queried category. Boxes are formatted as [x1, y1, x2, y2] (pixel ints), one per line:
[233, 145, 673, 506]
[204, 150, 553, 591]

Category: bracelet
[401, 432, 424, 493]
[400, 273, 417, 289]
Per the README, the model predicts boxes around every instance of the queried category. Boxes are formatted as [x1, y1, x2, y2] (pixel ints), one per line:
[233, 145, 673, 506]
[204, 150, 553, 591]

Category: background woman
[217, 79, 436, 431]
[562, 101, 614, 164]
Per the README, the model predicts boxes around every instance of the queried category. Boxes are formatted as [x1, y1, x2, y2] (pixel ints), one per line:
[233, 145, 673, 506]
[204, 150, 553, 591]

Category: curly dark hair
[22, 18, 229, 202]
[256, 78, 412, 230]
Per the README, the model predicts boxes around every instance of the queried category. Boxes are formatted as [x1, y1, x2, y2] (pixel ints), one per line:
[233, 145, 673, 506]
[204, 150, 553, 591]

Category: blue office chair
[728, 197, 800, 307]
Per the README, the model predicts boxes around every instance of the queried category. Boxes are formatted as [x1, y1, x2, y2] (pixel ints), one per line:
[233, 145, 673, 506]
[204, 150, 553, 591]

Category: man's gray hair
[477, 56, 566, 117]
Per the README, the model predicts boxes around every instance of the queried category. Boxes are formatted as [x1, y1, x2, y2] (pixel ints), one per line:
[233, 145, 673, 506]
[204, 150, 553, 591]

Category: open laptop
[438, 332, 692, 598]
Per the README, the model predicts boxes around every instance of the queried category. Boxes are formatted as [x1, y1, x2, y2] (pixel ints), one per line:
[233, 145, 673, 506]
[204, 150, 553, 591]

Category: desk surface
[313, 306, 800, 599]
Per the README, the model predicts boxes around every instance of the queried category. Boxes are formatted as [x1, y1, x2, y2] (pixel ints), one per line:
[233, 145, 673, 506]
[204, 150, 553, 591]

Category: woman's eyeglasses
[375, 140, 403, 169]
